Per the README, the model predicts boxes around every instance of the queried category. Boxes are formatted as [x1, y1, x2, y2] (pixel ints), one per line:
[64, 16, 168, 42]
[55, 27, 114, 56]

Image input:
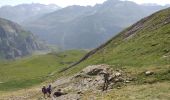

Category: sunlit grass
[0, 50, 86, 91]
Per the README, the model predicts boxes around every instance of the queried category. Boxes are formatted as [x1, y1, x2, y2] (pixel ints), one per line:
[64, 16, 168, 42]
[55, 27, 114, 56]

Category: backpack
[42, 87, 47, 94]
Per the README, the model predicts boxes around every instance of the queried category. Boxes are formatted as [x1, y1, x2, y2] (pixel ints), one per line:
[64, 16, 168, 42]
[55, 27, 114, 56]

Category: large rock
[54, 64, 130, 93]
[50, 64, 132, 99]
[82, 64, 111, 76]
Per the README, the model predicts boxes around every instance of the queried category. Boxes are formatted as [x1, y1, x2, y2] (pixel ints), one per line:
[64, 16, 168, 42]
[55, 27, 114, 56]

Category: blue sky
[0, 0, 170, 7]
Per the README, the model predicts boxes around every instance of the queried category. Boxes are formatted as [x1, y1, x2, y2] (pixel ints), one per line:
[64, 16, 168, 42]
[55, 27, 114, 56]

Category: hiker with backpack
[99, 68, 112, 91]
[47, 85, 52, 97]
[42, 86, 47, 98]
[102, 72, 110, 91]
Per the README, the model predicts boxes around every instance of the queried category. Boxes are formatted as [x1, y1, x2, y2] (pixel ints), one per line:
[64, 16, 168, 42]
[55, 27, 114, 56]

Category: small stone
[115, 72, 121, 77]
[77, 91, 83, 94]
[145, 71, 154, 76]
[117, 87, 121, 89]
[88, 79, 92, 82]
[164, 21, 168, 24]
[114, 78, 120, 82]
[125, 80, 130, 83]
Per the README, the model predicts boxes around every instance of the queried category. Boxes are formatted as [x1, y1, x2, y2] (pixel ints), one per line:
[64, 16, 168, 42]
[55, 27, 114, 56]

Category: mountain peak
[0, 3, 60, 23]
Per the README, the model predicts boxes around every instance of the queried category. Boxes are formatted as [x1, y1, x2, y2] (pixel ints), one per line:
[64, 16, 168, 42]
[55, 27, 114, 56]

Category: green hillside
[1, 6, 170, 100]
[0, 50, 86, 91]
[54, 8, 170, 100]
[64, 8, 170, 82]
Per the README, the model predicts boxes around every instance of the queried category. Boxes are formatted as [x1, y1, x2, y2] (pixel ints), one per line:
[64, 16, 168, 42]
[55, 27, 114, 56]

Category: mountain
[0, 18, 43, 59]
[24, 0, 168, 49]
[56, 8, 170, 100]
[1, 8, 170, 99]
[0, 3, 60, 23]
[64, 7, 170, 71]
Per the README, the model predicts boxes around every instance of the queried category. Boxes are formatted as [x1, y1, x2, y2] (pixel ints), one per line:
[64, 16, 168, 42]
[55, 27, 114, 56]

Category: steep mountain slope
[63, 7, 170, 75]
[48, 7, 170, 100]
[0, 18, 43, 59]
[0, 3, 60, 23]
[24, 0, 167, 49]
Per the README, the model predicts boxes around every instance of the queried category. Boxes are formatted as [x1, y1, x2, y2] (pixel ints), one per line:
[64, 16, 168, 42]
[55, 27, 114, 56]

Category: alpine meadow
[0, 0, 169, 100]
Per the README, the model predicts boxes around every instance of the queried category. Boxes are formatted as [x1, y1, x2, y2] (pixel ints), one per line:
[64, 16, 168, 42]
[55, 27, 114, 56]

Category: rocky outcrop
[0, 18, 43, 59]
[52, 64, 132, 99]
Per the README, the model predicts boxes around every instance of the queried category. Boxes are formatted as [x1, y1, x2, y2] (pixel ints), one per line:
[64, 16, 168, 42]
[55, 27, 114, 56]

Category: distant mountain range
[0, 0, 169, 50]
[23, 0, 168, 49]
[0, 18, 44, 59]
[0, 3, 60, 23]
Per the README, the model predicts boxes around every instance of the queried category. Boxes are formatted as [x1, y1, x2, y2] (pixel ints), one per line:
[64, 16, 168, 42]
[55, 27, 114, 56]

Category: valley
[0, 0, 170, 100]
[0, 50, 86, 91]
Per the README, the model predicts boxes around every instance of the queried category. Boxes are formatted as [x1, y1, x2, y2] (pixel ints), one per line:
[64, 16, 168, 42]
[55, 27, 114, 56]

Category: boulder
[82, 64, 110, 76]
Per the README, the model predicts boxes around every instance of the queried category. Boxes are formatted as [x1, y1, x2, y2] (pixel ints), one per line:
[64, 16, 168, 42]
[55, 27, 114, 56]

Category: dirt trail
[0, 87, 40, 100]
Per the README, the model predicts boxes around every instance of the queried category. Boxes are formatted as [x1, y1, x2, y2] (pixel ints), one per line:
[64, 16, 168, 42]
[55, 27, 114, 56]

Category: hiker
[103, 72, 110, 91]
[42, 86, 47, 98]
[47, 85, 52, 97]
[53, 89, 67, 97]
[99, 70, 110, 91]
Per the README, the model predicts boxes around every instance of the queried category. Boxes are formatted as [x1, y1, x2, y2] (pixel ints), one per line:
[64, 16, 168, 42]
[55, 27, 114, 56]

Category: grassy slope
[56, 8, 170, 100]
[82, 82, 170, 100]
[0, 50, 86, 91]
[64, 8, 170, 75]
[1, 8, 170, 99]
[29, 8, 170, 99]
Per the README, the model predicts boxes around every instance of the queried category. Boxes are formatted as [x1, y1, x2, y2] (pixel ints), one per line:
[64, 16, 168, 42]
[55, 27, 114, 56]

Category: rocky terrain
[0, 18, 44, 59]
[41, 64, 131, 100]
[2, 64, 166, 100]
[1, 64, 133, 100]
